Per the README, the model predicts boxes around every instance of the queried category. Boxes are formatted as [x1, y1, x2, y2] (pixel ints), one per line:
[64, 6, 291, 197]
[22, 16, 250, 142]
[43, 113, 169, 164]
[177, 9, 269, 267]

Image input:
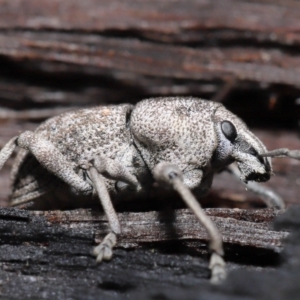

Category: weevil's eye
[221, 121, 237, 142]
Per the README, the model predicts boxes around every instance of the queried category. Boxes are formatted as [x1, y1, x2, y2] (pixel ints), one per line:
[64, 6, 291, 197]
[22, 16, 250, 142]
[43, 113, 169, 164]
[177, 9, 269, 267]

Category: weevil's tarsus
[227, 164, 285, 209]
[93, 232, 117, 262]
[153, 162, 226, 284]
[261, 148, 300, 160]
[209, 252, 226, 284]
[0, 136, 18, 170]
[88, 167, 120, 263]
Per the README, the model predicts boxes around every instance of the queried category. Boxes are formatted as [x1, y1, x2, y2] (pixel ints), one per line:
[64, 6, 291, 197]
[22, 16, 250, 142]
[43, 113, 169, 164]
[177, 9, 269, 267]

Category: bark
[0, 207, 288, 299]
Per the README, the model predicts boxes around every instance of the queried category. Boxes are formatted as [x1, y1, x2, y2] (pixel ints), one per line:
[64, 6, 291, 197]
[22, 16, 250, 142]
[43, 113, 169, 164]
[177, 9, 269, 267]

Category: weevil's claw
[209, 253, 227, 284]
[95, 245, 113, 262]
[93, 232, 117, 262]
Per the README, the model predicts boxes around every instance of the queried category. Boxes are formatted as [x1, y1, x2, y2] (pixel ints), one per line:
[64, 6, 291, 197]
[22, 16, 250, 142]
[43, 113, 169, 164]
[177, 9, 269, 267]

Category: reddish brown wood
[0, 0, 300, 46]
[1, 33, 300, 86]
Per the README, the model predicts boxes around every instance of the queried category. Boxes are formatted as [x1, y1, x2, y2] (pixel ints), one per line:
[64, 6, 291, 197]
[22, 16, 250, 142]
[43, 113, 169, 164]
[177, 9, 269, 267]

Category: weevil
[0, 97, 280, 283]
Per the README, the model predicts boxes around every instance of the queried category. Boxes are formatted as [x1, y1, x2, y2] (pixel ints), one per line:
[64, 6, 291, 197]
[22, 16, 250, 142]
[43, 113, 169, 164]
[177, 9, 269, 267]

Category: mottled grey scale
[130, 97, 223, 191]
[131, 97, 221, 171]
[36, 104, 133, 163]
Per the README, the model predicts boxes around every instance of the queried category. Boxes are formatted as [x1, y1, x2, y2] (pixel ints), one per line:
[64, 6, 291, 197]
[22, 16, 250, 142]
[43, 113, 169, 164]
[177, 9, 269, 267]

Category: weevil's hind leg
[16, 131, 92, 193]
[227, 164, 285, 209]
[0, 136, 18, 170]
[153, 162, 226, 284]
[87, 167, 120, 262]
[261, 148, 300, 160]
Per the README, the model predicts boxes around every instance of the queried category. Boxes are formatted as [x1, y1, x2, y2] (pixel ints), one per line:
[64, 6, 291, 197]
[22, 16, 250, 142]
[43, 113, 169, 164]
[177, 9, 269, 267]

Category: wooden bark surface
[0, 207, 288, 299]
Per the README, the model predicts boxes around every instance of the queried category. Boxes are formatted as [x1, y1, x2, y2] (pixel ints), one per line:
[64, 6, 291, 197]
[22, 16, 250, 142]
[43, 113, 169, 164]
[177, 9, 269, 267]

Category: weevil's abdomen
[35, 104, 134, 164]
[10, 104, 134, 208]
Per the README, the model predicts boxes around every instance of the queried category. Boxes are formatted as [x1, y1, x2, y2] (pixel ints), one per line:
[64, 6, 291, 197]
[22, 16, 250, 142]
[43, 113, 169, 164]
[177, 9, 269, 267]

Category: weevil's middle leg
[87, 167, 121, 262]
[152, 162, 226, 284]
[84, 155, 142, 262]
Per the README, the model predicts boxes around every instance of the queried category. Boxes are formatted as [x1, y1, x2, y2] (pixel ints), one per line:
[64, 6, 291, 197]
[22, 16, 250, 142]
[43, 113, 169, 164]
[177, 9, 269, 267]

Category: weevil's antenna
[261, 148, 300, 160]
[152, 162, 226, 284]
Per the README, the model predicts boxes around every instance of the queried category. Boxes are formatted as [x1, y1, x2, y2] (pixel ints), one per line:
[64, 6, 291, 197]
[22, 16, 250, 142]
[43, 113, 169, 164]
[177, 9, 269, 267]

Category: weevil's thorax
[131, 97, 221, 167]
[131, 97, 222, 189]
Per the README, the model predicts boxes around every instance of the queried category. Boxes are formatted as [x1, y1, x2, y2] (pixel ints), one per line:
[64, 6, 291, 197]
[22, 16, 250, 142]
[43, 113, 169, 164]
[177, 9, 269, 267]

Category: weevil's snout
[214, 118, 272, 184]
[238, 157, 271, 183]
[232, 134, 272, 183]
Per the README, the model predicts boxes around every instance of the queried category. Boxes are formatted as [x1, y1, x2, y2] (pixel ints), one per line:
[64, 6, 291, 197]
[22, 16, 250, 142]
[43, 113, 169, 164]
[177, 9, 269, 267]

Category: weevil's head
[213, 106, 272, 183]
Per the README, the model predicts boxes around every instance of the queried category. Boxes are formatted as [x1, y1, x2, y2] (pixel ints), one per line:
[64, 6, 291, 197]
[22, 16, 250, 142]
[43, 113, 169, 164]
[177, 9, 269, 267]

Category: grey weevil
[0, 97, 278, 283]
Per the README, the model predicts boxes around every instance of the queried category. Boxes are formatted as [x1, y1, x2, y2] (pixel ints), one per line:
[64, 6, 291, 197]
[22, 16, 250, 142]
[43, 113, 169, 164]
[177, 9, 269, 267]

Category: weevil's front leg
[152, 162, 226, 284]
[261, 148, 300, 160]
[227, 164, 285, 209]
[87, 167, 120, 262]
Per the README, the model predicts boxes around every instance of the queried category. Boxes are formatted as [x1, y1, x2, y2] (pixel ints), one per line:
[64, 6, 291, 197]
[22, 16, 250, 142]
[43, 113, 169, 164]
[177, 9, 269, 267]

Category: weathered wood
[0, 207, 286, 250]
[0, 0, 300, 46]
[1, 33, 300, 86]
[36, 208, 287, 251]
[0, 1, 299, 115]
[0, 206, 290, 299]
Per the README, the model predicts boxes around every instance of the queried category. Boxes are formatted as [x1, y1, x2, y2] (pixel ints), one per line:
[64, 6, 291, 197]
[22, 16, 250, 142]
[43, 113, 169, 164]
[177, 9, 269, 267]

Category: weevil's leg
[92, 156, 140, 190]
[227, 164, 285, 209]
[261, 148, 300, 160]
[82, 155, 140, 262]
[0, 136, 18, 170]
[87, 167, 120, 262]
[153, 162, 226, 284]
[17, 131, 92, 193]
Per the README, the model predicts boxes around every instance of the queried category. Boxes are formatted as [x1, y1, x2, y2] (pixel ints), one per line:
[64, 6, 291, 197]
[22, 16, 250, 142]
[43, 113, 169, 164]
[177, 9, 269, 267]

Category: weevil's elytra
[0, 97, 278, 283]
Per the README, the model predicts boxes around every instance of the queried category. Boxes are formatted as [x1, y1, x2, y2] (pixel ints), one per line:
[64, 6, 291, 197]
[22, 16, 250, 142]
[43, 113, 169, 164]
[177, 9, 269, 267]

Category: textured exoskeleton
[0, 97, 275, 283]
